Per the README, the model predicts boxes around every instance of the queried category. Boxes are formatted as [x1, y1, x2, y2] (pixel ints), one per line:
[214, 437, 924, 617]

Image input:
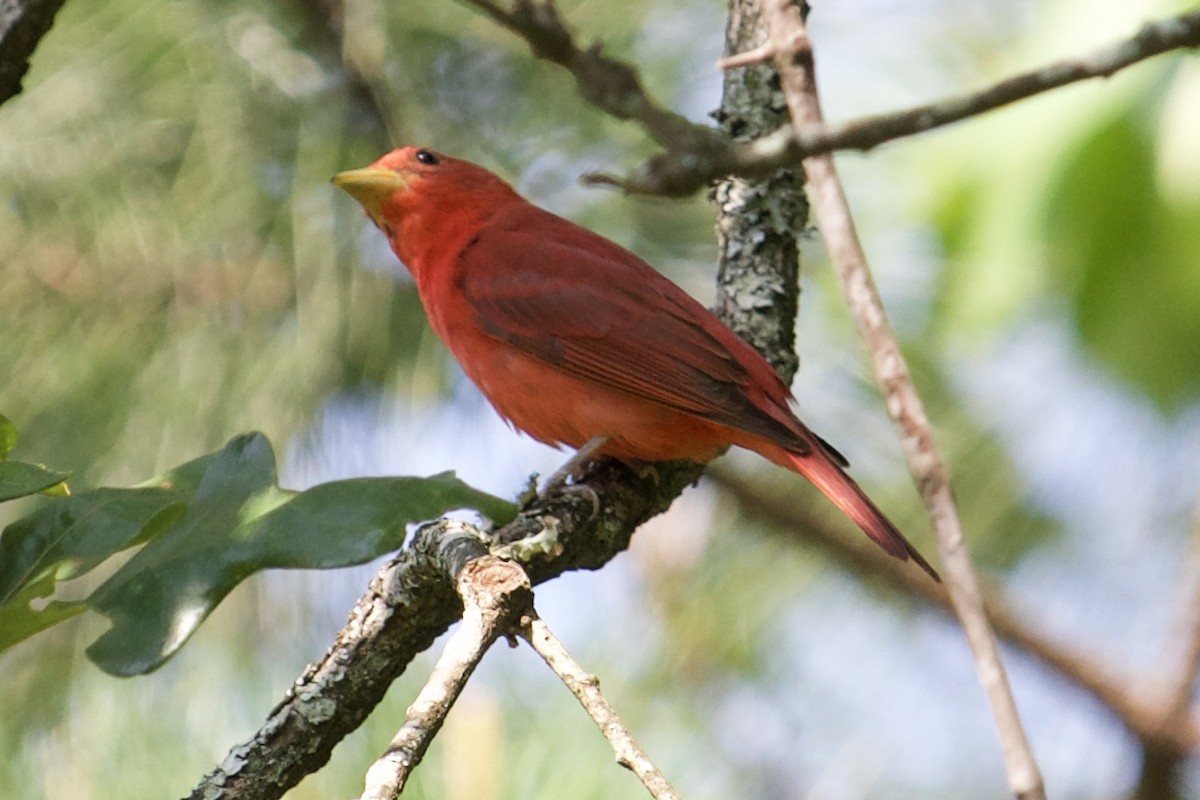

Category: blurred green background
[2, 0, 1199, 797]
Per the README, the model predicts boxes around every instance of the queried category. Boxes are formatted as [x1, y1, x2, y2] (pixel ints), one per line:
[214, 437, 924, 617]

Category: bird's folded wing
[456, 219, 809, 453]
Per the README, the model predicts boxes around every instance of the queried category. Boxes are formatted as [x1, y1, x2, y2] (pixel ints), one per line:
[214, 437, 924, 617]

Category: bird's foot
[538, 435, 610, 500]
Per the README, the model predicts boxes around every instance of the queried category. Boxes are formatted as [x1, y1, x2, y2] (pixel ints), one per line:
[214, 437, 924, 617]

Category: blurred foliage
[0, 0, 717, 492]
[2, 0, 1198, 797]
[922, 8, 1200, 412]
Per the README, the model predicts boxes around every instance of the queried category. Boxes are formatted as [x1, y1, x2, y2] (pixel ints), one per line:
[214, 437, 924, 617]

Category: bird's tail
[761, 439, 940, 582]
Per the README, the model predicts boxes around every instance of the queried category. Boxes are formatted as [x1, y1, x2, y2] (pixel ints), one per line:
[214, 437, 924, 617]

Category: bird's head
[332, 146, 518, 237]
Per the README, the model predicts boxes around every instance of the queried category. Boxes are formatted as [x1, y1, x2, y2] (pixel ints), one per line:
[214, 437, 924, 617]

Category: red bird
[333, 146, 938, 581]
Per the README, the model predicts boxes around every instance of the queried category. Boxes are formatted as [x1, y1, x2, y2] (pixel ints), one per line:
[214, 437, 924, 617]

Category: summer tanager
[333, 146, 938, 581]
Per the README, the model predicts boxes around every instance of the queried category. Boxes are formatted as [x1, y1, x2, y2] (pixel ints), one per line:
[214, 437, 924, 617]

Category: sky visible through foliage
[2, 0, 1199, 797]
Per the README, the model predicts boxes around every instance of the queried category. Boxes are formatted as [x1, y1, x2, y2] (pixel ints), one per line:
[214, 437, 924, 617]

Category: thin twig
[458, 0, 724, 154]
[597, 7, 1200, 195]
[760, 1, 1045, 797]
[358, 552, 532, 800]
[715, 40, 775, 70]
[521, 614, 683, 800]
[736, 8, 1200, 152]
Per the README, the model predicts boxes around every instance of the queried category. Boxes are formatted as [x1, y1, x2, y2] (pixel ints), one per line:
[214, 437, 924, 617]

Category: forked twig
[358, 553, 532, 800]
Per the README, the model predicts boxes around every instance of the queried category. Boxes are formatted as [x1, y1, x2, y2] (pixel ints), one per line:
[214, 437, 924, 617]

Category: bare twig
[358, 551, 532, 800]
[521, 614, 683, 800]
[760, 1, 1045, 797]
[708, 466, 1200, 756]
[458, 0, 724, 154]
[728, 8, 1200, 154]
[671, 8, 1200, 195]
[714, 40, 775, 70]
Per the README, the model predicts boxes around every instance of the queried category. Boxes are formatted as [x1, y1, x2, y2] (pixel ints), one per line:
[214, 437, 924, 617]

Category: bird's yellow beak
[331, 168, 408, 226]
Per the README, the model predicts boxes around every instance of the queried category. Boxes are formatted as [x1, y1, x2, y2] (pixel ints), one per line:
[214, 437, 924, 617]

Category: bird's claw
[537, 435, 611, 500]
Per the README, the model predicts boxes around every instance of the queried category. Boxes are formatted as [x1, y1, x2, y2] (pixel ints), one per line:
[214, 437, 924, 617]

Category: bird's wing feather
[455, 207, 809, 452]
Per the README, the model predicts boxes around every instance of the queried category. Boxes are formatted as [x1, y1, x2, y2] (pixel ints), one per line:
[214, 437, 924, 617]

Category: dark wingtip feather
[781, 445, 941, 583]
[902, 535, 941, 583]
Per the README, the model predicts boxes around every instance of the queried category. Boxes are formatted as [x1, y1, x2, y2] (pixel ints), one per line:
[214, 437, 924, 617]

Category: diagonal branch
[459, 0, 723, 154]
[759, 1, 1044, 797]
[763, 7, 1200, 155]
[708, 466, 1200, 757]
[636, 7, 1200, 195]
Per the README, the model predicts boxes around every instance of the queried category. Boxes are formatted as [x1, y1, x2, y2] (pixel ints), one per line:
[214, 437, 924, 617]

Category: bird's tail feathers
[776, 445, 940, 582]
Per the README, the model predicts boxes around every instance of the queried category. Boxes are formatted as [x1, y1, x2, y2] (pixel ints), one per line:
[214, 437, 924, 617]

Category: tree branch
[467, 1, 1200, 196]
[459, 0, 724, 155]
[712, 0, 806, 379]
[760, 2, 1045, 798]
[0, 0, 68, 106]
[721, 8, 1200, 151]
[358, 549, 532, 800]
[185, 460, 706, 800]
[708, 466, 1200, 757]
[1132, 497, 1200, 799]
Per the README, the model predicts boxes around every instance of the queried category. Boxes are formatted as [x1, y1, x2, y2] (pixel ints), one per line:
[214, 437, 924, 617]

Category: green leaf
[84, 433, 516, 675]
[0, 431, 516, 673]
[0, 572, 87, 652]
[0, 414, 16, 459]
[1043, 111, 1200, 411]
[0, 461, 72, 502]
[0, 455, 216, 605]
[0, 449, 221, 656]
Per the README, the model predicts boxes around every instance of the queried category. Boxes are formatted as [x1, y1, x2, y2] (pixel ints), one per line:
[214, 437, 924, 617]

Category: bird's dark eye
[415, 149, 439, 166]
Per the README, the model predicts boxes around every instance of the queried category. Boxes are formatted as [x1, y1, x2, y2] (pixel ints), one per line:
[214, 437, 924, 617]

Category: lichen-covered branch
[712, 0, 806, 380]
[185, 460, 706, 800]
